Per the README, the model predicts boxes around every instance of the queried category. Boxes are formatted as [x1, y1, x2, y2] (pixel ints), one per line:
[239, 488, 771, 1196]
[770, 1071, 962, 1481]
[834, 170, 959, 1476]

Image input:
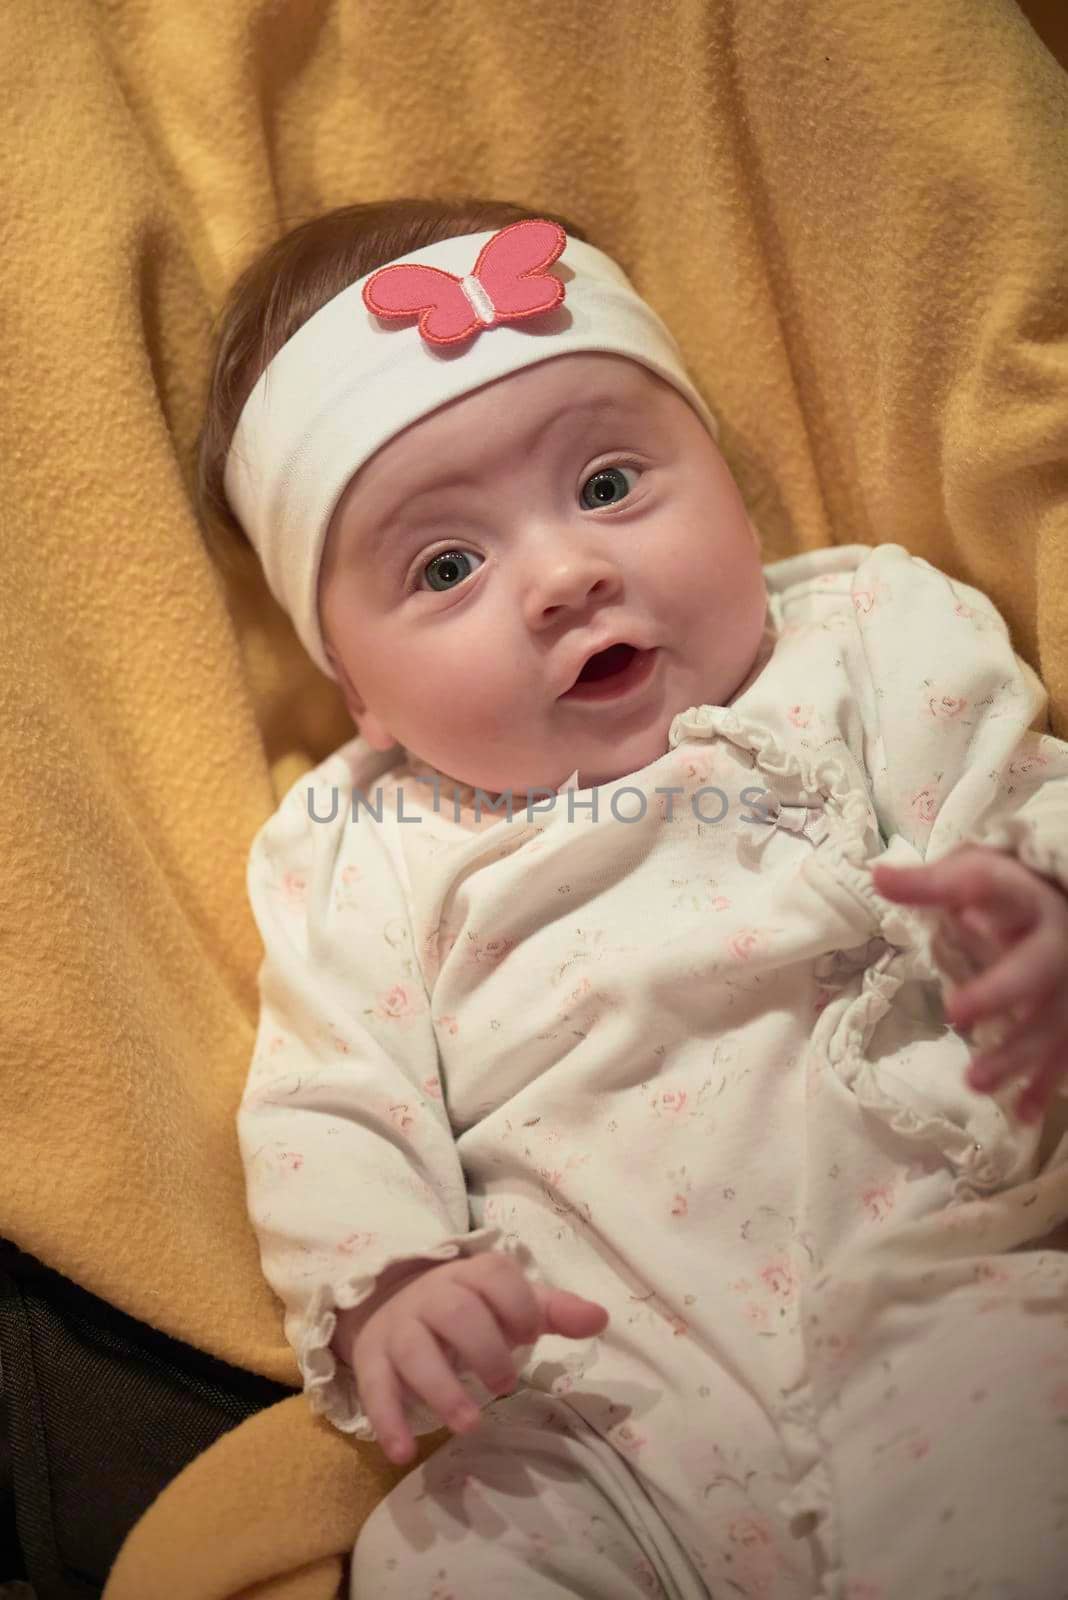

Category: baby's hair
[195, 196, 590, 564]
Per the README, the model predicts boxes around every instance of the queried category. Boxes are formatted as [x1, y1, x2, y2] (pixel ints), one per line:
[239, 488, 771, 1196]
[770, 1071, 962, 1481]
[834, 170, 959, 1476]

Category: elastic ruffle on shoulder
[295, 1228, 536, 1437]
[668, 703, 1050, 1201]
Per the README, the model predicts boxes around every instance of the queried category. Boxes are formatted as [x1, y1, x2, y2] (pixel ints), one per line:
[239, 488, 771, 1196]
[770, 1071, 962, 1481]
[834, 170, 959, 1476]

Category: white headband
[223, 220, 719, 678]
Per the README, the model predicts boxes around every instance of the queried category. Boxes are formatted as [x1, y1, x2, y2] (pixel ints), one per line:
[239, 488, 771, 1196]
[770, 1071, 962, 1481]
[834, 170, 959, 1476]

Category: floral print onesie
[238, 544, 1068, 1599]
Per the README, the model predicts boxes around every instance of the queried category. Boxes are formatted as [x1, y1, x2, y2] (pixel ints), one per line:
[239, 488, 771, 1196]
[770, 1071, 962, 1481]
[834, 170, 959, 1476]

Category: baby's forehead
[330, 353, 682, 543]
[509, 350, 665, 401]
[471, 354, 679, 440]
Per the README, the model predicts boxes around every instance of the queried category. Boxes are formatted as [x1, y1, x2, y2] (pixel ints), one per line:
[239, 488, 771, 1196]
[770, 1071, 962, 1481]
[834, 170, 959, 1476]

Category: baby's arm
[847, 547, 1068, 1122]
[333, 1252, 608, 1464]
[873, 846, 1068, 1122]
[237, 754, 530, 1438]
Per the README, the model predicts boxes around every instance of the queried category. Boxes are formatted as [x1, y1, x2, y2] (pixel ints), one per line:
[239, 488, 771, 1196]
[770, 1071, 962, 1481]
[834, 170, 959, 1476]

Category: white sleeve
[236, 756, 523, 1437]
[851, 546, 1068, 1114]
[850, 545, 1068, 893]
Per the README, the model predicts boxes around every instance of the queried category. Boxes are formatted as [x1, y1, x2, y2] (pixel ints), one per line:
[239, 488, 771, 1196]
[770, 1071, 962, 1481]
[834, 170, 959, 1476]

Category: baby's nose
[522, 550, 624, 628]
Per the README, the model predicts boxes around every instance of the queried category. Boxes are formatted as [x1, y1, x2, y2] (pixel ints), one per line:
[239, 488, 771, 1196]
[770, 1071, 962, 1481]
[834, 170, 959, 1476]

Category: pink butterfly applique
[362, 218, 567, 347]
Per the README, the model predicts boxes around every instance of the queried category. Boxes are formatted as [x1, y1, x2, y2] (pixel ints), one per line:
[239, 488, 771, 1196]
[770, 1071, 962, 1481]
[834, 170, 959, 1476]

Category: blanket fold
[2, 1, 1065, 1596]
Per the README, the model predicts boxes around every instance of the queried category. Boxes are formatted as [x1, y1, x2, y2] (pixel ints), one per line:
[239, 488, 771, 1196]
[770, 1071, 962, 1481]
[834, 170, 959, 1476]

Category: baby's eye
[579, 465, 641, 509]
[422, 549, 483, 592]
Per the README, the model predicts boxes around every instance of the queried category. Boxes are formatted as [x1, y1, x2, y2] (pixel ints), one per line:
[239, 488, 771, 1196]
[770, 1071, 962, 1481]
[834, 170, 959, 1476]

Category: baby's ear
[323, 641, 399, 751]
[356, 710, 400, 752]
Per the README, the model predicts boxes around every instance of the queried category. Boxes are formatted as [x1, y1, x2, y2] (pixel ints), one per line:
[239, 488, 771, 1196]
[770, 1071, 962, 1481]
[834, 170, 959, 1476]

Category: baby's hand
[337, 1251, 608, 1465]
[872, 846, 1068, 1123]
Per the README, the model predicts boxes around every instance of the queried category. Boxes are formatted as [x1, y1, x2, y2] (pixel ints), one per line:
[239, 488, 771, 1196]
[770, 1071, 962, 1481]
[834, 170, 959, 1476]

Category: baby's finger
[947, 925, 1062, 1030]
[389, 1321, 483, 1444]
[1014, 1045, 1068, 1124]
[931, 911, 996, 989]
[967, 1002, 1068, 1092]
[356, 1353, 417, 1465]
[463, 1252, 543, 1347]
[421, 1286, 518, 1396]
[873, 852, 1036, 937]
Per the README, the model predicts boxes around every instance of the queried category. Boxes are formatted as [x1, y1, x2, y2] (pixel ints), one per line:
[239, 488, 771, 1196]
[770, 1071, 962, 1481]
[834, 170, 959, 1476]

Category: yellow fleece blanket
[3, 2, 1066, 1596]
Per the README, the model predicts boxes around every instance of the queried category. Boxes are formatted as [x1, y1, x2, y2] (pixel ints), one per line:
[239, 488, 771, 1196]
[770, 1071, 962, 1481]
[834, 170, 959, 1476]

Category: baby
[202, 198, 1068, 1598]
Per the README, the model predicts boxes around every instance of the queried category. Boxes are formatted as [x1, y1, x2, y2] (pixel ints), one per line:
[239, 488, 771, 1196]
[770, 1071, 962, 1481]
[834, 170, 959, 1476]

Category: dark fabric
[0, 1241, 294, 1600]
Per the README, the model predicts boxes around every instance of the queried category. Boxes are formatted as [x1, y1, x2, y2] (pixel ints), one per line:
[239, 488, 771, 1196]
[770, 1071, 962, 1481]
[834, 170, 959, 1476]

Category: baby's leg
[350, 1387, 709, 1599]
[785, 1244, 1068, 1598]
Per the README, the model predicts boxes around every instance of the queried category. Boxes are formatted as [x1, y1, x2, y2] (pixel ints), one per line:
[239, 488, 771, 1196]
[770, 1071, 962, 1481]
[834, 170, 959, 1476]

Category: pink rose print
[434, 1015, 459, 1036]
[464, 933, 515, 967]
[631, 1555, 661, 1596]
[786, 704, 814, 728]
[727, 927, 767, 962]
[336, 1230, 376, 1256]
[726, 1514, 783, 1592]
[729, 1280, 770, 1330]
[852, 579, 890, 616]
[422, 1074, 444, 1098]
[667, 1164, 691, 1217]
[279, 869, 307, 906]
[333, 863, 362, 914]
[759, 1258, 798, 1301]
[710, 894, 732, 911]
[611, 1422, 647, 1455]
[683, 754, 716, 784]
[268, 1033, 287, 1056]
[371, 983, 420, 1024]
[728, 1515, 773, 1551]
[276, 1148, 303, 1173]
[927, 694, 967, 719]
[1008, 752, 1049, 779]
[861, 1184, 895, 1223]
[656, 1089, 688, 1114]
[909, 785, 939, 826]
[388, 1101, 415, 1133]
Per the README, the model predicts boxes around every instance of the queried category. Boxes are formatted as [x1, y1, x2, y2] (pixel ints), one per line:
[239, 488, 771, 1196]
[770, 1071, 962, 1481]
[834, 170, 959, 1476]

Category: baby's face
[319, 352, 767, 795]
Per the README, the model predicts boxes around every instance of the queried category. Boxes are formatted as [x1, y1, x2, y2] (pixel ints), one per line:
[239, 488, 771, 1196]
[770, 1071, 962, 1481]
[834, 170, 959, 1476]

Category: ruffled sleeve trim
[292, 1226, 535, 1437]
[668, 702, 1054, 1192]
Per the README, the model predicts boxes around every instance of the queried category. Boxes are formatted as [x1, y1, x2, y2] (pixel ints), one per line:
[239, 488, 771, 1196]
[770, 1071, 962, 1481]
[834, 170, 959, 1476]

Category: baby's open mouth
[575, 643, 637, 683]
[562, 645, 658, 703]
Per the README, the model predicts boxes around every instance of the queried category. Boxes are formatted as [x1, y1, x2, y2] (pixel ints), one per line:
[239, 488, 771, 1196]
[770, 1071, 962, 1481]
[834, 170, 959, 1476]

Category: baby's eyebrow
[357, 390, 643, 547]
